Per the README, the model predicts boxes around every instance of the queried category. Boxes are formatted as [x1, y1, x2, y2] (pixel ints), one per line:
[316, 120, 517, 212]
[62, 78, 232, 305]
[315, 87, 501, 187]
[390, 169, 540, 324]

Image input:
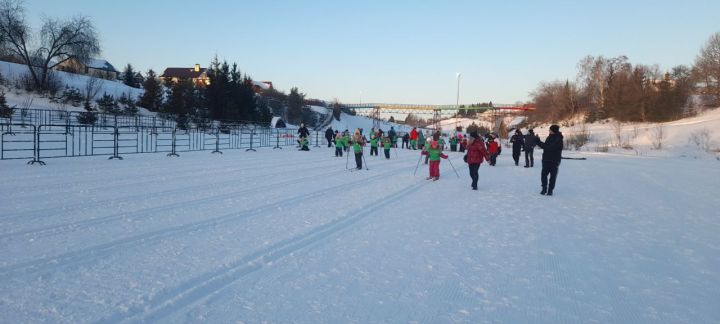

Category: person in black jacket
[536, 125, 564, 196]
[388, 127, 397, 148]
[523, 129, 537, 167]
[298, 123, 310, 138]
[325, 127, 334, 147]
[510, 129, 524, 166]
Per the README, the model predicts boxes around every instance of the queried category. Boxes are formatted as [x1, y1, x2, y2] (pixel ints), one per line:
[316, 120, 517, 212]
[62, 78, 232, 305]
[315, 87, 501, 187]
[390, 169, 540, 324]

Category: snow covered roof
[252, 81, 272, 90]
[84, 58, 119, 72]
[161, 67, 207, 79]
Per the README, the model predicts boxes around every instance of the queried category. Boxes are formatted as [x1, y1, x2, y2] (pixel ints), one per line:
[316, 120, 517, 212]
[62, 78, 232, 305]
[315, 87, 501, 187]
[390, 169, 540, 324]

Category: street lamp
[455, 73, 461, 130]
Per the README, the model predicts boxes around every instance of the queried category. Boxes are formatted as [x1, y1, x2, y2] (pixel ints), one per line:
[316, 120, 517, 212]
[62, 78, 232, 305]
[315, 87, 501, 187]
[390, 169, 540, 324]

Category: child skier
[421, 140, 448, 180]
[299, 137, 310, 151]
[369, 135, 379, 156]
[352, 130, 365, 170]
[487, 134, 499, 166]
[382, 136, 392, 159]
[334, 132, 344, 157]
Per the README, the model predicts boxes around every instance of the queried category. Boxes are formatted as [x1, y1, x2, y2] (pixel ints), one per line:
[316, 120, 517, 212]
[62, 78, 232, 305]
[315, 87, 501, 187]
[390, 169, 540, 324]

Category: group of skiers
[313, 123, 564, 195]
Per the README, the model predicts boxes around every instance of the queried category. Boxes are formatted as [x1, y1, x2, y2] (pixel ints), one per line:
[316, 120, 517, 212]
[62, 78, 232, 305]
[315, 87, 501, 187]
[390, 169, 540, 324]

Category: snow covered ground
[1, 144, 719, 323]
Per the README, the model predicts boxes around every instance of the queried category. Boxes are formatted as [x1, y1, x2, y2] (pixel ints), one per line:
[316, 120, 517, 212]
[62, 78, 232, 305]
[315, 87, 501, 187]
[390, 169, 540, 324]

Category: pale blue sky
[24, 0, 720, 105]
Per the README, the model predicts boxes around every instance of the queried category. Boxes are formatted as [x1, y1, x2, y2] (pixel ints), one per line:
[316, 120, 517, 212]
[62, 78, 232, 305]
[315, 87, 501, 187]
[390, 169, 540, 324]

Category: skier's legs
[548, 162, 559, 191]
[541, 161, 551, 189]
[469, 163, 480, 188]
[355, 152, 362, 169]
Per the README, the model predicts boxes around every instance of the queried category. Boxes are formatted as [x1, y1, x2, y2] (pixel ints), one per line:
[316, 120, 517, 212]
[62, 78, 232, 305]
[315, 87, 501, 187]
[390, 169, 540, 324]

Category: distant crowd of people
[304, 124, 564, 196]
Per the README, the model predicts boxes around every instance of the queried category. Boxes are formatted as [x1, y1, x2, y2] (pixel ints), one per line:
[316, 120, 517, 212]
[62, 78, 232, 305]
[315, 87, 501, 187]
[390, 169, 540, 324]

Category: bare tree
[651, 124, 665, 150]
[0, 0, 100, 90]
[694, 32, 720, 105]
[83, 76, 103, 103]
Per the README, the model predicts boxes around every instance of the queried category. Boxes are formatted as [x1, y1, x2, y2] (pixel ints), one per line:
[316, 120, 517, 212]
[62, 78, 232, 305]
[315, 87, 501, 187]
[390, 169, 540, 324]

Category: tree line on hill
[528, 32, 720, 124]
[0, 0, 316, 128]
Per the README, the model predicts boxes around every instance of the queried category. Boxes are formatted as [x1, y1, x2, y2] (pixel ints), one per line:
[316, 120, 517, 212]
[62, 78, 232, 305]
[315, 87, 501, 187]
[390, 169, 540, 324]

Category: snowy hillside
[527, 108, 720, 159]
[0, 60, 145, 113]
[1, 144, 718, 323]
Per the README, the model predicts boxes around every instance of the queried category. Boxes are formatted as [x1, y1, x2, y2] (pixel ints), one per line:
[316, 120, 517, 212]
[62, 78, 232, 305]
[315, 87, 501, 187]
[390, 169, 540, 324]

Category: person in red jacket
[409, 127, 419, 149]
[465, 131, 490, 190]
[486, 134, 499, 166]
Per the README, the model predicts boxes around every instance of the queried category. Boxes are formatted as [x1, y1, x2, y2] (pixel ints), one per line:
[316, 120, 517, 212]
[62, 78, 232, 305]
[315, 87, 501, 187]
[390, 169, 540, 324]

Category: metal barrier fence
[0, 122, 326, 164]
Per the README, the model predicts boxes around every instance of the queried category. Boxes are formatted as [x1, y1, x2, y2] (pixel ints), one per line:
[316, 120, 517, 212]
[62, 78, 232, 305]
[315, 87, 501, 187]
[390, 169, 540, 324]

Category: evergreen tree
[139, 69, 163, 112]
[122, 64, 139, 88]
[332, 100, 342, 121]
[205, 57, 229, 120]
[162, 78, 196, 127]
[287, 87, 305, 124]
[96, 93, 120, 115]
[0, 89, 12, 118]
[76, 99, 97, 125]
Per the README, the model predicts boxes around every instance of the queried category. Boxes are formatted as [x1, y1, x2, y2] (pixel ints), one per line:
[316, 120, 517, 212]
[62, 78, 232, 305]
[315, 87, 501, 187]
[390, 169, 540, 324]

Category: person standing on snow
[486, 134, 499, 166]
[421, 140, 448, 180]
[388, 127, 397, 148]
[409, 127, 419, 150]
[369, 134, 379, 156]
[523, 129, 538, 167]
[510, 129, 524, 166]
[537, 125, 564, 196]
[325, 127, 334, 148]
[351, 129, 365, 170]
[334, 132, 344, 157]
[382, 136, 392, 159]
[402, 133, 410, 149]
[464, 131, 490, 190]
[298, 123, 310, 139]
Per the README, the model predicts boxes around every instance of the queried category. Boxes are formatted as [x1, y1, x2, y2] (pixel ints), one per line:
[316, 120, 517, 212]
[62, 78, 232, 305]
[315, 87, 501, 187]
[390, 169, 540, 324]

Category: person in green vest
[369, 134, 379, 156]
[334, 132, 344, 157]
[342, 130, 350, 153]
[449, 136, 458, 152]
[421, 139, 448, 180]
[299, 137, 309, 151]
[352, 129, 365, 170]
[382, 136, 392, 159]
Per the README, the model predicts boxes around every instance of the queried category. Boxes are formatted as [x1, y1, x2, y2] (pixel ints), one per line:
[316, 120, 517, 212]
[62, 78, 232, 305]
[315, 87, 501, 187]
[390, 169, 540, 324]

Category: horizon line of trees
[528, 31, 720, 124]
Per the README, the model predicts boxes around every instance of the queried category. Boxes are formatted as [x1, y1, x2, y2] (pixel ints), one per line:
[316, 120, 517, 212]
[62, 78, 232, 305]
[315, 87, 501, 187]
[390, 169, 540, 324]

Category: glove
[441, 154, 448, 159]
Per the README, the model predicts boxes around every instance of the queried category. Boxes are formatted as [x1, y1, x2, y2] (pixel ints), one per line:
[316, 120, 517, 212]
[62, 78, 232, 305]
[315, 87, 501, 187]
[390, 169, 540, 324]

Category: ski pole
[345, 144, 350, 169]
[413, 153, 423, 175]
[361, 149, 369, 170]
[446, 156, 460, 178]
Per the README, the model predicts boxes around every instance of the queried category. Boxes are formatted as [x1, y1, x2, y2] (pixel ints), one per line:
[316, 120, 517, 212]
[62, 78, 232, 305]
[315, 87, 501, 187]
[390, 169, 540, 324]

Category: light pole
[455, 72, 461, 131]
[360, 91, 363, 105]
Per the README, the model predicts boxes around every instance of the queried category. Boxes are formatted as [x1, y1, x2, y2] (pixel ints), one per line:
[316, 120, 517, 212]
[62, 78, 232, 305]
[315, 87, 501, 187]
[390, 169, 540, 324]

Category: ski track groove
[98, 176, 428, 324]
[0, 167, 350, 241]
[0, 163, 410, 278]
[2, 152, 335, 199]
[0, 156, 348, 223]
[0, 154, 340, 216]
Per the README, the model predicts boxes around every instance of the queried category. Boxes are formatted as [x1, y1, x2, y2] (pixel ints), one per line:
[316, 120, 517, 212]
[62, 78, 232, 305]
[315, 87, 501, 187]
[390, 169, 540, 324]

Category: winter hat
[549, 125, 560, 133]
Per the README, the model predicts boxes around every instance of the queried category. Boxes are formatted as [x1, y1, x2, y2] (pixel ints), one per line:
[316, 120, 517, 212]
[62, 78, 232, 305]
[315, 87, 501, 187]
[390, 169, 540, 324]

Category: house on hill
[252, 80, 273, 93]
[55, 58, 120, 80]
[161, 64, 209, 87]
